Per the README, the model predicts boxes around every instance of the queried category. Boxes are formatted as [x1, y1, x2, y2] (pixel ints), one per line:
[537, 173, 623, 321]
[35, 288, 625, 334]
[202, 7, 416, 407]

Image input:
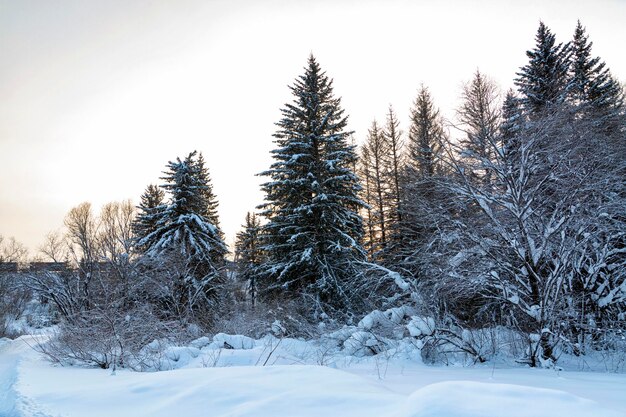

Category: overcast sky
[1, 0, 625, 254]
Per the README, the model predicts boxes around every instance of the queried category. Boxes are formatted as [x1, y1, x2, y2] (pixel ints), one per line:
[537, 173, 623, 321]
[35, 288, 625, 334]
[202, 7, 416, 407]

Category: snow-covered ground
[1, 335, 625, 417]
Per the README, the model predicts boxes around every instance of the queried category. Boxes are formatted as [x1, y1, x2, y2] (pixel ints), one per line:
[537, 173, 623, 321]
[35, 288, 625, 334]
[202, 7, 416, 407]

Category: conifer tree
[258, 55, 367, 316]
[406, 85, 445, 178]
[133, 184, 165, 254]
[515, 21, 570, 115]
[140, 151, 227, 318]
[569, 21, 623, 130]
[234, 212, 263, 306]
[457, 70, 500, 185]
[393, 86, 447, 278]
[500, 90, 523, 148]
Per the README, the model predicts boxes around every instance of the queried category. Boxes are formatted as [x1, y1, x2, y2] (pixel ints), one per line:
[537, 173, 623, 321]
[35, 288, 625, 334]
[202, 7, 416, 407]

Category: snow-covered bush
[36, 306, 190, 370]
[0, 273, 32, 338]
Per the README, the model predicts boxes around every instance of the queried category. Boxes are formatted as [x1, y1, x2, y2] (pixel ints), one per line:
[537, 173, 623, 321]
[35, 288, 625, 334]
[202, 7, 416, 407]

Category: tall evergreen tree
[393, 86, 448, 278]
[139, 151, 227, 318]
[500, 90, 523, 148]
[258, 55, 367, 316]
[234, 212, 263, 306]
[457, 70, 500, 185]
[133, 184, 166, 254]
[406, 85, 445, 178]
[515, 21, 570, 115]
[569, 21, 623, 130]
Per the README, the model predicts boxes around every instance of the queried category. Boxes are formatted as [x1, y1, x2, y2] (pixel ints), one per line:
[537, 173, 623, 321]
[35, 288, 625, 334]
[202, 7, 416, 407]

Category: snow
[1, 335, 625, 417]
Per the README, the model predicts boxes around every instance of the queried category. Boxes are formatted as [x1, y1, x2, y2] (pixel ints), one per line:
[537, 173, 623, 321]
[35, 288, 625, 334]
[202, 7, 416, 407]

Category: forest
[1, 20, 624, 371]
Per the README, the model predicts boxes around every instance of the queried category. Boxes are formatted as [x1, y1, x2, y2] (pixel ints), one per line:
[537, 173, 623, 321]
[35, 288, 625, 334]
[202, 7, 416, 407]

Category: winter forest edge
[1, 20, 625, 372]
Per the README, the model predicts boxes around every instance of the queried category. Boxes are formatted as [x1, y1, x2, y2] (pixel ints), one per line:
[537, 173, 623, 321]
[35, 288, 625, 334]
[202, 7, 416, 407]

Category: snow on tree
[257, 55, 367, 317]
[234, 212, 263, 306]
[515, 21, 570, 115]
[139, 151, 227, 322]
[133, 184, 166, 254]
[499, 89, 524, 159]
[432, 101, 626, 365]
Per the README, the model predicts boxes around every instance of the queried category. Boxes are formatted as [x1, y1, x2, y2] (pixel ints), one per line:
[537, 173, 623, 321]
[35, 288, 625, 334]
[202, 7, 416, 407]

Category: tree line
[1, 21, 624, 368]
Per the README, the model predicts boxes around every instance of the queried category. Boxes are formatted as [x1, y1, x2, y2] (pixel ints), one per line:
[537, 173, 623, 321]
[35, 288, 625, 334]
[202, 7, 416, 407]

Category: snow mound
[212, 333, 255, 349]
[396, 381, 622, 417]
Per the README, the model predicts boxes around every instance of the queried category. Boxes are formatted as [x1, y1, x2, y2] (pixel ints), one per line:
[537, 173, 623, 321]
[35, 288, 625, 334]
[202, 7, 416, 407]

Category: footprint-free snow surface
[1, 336, 624, 417]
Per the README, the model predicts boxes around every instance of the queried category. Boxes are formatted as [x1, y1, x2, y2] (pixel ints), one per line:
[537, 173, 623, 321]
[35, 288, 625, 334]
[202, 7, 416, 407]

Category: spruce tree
[258, 55, 366, 316]
[457, 70, 500, 186]
[406, 85, 445, 178]
[133, 184, 165, 254]
[234, 212, 263, 306]
[569, 21, 623, 130]
[394, 85, 447, 278]
[515, 21, 570, 115]
[499, 90, 525, 162]
[500, 91, 523, 146]
[140, 151, 227, 318]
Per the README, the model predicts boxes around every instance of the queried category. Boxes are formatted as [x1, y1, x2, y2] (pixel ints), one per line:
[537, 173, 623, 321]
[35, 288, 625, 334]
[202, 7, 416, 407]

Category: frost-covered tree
[499, 90, 524, 158]
[258, 55, 367, 317]
[234, 212, 263, 306]
[139, 151, 227, 321]
[133, 185, 165, 254]
[515, 21, 570, 115]
[429, 103, 626, 365]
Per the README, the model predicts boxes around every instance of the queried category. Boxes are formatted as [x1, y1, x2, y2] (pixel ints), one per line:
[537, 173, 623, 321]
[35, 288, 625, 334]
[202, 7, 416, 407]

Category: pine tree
[406, 85, 445, 178]
[133, 184, 166, 254]
[515, 21, 570, 115]
[258, 55, 367, 316]
[499, 90, 525, 162]
[140, 151, 227, 318]
[569, 21, 623, 130]
[457, 70, 500, 186]
[234, 212, 263, 306]
[394, 85, 447, 278]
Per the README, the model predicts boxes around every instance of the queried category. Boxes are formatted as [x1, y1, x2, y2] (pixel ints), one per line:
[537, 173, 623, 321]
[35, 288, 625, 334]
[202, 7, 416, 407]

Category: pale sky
[1, 0, 625, 254]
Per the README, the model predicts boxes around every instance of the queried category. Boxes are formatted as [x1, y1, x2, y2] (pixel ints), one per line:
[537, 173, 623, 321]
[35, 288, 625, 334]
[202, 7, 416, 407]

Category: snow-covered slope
[2, 336, 625, 417]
